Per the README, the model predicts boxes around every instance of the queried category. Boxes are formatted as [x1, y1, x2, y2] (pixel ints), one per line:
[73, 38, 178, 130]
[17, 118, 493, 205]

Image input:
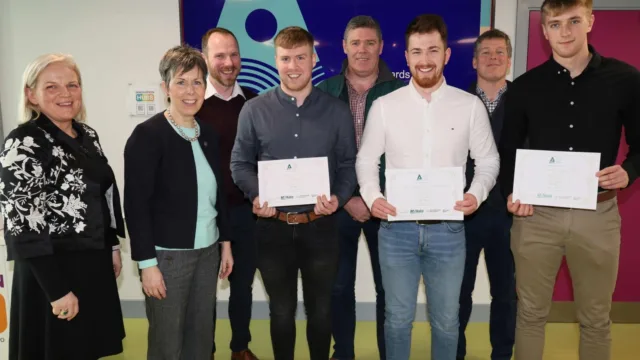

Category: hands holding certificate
[253, 197, 277, 218]
[371, 197, 397, 220]
[596, 165, 629, 190]
[508, 150, 629, 215]
[370, 193, 478, 220]
[314, 194, 340, 215]
[506, 194, 534, 217]
[454, 193, 479, 215]
[252, 194, 340, 217]
[253, 156, 341, 217]
[370, 167, 477, 221]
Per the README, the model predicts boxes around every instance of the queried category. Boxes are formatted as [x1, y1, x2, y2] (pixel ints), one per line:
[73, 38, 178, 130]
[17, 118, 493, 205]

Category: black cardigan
[0, 115, 125, 260]
[124, 112, 230, 262]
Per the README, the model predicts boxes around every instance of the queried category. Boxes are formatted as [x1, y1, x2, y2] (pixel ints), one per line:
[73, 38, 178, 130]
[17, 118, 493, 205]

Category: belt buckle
[286, 212, 299, 225]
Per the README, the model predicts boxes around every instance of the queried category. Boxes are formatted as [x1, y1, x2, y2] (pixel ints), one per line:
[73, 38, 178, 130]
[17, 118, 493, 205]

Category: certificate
[385, 167, 464, 221]
[513, 149, 600, 210]
[258, 157, 331, 207]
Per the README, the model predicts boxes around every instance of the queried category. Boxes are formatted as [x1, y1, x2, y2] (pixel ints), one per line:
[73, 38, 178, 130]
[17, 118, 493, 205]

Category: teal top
[138, 121, 219, 269]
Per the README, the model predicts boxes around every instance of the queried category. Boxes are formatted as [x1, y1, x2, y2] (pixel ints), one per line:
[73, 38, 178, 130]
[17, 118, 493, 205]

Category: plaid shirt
[476, 84, 507, 115]
[346, 80, 371, 149]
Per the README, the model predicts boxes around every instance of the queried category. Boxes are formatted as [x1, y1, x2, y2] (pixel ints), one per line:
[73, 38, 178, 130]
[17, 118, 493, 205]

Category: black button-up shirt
[499, 45, 640, 196]
[230, 86, 357, 213]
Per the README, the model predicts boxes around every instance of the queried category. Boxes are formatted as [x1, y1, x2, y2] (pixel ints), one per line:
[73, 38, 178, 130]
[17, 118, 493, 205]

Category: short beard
[412, 66, 443, 89]
[211, 67, 237, 87]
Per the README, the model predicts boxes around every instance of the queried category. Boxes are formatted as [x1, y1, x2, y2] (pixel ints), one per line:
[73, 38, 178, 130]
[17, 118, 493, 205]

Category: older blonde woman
[124, 44, 233, 359]
[0, 53, 126, 359]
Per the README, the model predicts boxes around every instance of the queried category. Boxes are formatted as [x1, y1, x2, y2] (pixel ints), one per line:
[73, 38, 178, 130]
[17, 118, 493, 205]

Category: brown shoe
[231, 349, 259, 360]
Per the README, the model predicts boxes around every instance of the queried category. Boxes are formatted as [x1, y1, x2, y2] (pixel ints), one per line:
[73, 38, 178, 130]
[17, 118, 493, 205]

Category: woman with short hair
[124, 44, 234, 359]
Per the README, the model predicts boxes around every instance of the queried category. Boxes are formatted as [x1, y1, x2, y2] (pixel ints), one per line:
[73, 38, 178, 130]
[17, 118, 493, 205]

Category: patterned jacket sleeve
[0, 127, 54, 259]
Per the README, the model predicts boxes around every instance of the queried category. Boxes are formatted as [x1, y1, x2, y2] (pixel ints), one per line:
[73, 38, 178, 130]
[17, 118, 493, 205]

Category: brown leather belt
[597, 190, 616, 203]
[275, 211, 323, 224]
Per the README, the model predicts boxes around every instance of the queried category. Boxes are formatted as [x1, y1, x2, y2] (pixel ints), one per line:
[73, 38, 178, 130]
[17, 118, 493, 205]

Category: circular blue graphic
[245, 9, 278, 42]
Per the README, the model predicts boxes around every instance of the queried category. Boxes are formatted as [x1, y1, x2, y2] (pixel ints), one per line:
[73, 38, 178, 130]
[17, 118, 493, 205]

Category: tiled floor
[104, 320, 640, 359]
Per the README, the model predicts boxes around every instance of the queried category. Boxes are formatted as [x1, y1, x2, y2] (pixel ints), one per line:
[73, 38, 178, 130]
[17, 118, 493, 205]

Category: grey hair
[474, 28, 513, 58]
[19, 53, 86, 124]
[159, 44, 208, 98]
[343, 15, 382, 41]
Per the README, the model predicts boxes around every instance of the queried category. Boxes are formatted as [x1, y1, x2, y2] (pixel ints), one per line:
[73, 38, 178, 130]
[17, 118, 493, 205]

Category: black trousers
[256, 215, 340, 360]
[457, 205, 516, 360]
[213, 203, 257, 353]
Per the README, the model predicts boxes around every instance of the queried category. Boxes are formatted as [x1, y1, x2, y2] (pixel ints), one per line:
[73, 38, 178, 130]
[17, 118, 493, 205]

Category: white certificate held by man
[513, 149, 601, 210]
[258, 156, 331, 207]
[385, 167, 464, 221]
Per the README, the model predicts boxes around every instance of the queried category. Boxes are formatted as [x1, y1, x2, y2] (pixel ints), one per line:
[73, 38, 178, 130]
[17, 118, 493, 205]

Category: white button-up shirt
[356, 78, 500, 210]
[205, 76, 245, 100]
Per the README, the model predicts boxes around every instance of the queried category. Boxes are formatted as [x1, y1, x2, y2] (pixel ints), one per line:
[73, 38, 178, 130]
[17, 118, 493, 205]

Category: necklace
[166, 109, 199, 142]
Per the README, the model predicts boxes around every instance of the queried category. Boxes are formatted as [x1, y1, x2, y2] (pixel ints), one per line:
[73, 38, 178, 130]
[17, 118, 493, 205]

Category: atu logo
[0, 274, 7, 333]
[213, 0, 325, 95]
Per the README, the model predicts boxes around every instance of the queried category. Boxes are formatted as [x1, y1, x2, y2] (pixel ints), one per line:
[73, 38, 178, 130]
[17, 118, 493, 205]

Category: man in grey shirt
[230, 26, 357, 360]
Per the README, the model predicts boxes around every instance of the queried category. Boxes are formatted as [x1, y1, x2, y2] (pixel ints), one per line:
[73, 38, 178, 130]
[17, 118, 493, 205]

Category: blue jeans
[331, 209, 385, 360]
[379, 220, 466, 360]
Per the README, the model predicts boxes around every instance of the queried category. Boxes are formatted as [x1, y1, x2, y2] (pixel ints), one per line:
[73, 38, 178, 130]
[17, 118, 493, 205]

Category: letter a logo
[549, 157, 555, 164]
[287, 164, 292, 170]
[417, 174, 422, 180]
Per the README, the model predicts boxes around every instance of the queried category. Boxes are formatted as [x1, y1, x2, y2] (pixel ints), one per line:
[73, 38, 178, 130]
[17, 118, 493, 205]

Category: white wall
[0, 0, 519, 306]
[495, 0, 519, 81]
[0, 0, 185, 301]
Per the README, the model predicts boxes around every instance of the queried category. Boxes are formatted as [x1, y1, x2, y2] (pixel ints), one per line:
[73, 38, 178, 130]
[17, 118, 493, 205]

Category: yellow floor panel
[104, 320, 640, 359]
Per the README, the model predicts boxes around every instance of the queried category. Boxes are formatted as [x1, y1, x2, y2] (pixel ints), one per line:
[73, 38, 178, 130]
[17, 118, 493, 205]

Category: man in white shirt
[355, 14, 500, 360]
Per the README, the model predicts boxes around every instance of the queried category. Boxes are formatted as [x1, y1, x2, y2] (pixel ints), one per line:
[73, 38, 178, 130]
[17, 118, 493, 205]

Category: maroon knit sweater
[196, 87, 258, 207]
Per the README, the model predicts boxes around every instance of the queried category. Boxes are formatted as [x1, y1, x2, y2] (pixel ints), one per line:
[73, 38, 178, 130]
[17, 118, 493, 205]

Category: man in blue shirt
[231, 26, 357, 360]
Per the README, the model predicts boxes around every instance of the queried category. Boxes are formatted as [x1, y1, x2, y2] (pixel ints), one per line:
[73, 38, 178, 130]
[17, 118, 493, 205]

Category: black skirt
[9, 248, 125, 360]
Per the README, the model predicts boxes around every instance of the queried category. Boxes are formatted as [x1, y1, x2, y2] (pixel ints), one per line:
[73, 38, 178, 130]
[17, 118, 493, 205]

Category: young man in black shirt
[499, 1, 640, 359]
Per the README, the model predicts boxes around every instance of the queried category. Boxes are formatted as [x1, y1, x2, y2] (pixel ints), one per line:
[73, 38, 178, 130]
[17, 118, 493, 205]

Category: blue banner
[181, 0, 491, 94]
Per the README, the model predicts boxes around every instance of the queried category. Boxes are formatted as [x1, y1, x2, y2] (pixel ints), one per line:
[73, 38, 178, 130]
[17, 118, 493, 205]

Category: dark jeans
[213, 203, 257, 353]
[457, 205, 516, 360]
[256, 215, 340, 360]
[331, 209, 385, 360]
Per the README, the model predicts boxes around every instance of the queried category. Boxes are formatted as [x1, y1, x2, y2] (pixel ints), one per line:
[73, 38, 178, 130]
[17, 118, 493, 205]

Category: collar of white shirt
[408, 77, 448, 103]
[205, 76, 245, 101]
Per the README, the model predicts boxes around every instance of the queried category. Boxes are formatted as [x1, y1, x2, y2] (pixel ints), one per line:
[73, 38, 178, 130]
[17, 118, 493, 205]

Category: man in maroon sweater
[197, 27, 259, 360]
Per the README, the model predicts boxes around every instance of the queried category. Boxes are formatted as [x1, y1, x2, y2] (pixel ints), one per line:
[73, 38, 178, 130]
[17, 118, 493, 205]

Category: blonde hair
[541, 0, 593, 21]
[19, 53, 86, 124]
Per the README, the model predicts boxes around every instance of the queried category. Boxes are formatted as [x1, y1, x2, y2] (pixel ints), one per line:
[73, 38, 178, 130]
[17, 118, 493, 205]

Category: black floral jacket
[0, 115, 125, 260]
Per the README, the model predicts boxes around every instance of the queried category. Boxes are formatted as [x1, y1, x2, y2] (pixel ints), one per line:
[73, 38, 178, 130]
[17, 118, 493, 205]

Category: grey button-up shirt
[230, 86, 357, 213]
